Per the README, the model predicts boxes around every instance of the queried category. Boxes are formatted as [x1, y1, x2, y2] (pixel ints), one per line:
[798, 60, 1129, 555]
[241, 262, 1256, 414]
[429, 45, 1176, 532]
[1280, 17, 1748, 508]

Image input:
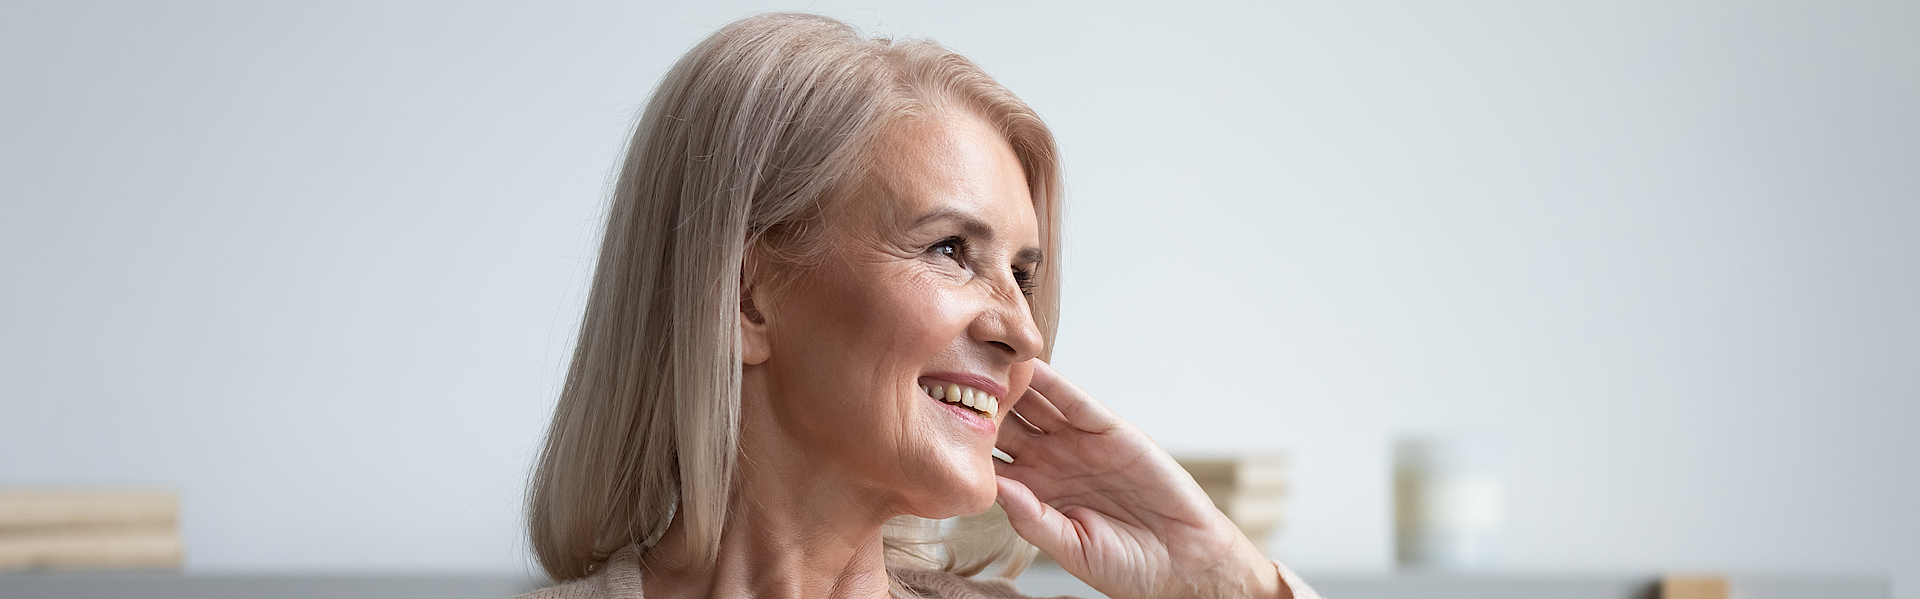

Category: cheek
[772, 270, 971, 419]
[787, 271, 940, 350]
[1008, 361, 1036, 400]
[858, 273, 971, 354]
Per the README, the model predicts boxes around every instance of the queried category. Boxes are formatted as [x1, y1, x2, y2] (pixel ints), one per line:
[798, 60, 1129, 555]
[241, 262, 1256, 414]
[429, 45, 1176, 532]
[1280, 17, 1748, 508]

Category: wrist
[1242, 551, 1288, 599]
[1202, 540, 1285, 599]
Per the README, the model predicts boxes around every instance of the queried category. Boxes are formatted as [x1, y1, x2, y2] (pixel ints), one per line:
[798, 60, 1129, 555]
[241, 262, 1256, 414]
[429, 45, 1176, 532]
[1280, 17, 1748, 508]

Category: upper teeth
[921, 382, 999, 415]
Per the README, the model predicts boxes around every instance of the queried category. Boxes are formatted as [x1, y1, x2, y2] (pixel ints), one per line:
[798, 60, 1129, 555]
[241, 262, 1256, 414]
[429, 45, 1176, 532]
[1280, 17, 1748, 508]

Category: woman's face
[741, 111, 1044, 520]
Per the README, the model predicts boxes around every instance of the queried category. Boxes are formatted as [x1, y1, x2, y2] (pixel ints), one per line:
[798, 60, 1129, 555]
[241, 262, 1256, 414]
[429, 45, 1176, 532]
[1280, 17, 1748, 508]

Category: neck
[639, 392, 901, 599]
[642, 518, 893, 599]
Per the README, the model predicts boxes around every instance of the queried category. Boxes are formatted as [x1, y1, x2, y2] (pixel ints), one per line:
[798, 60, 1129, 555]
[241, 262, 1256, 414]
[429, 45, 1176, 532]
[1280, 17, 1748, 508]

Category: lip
[929, 397, 997, 433]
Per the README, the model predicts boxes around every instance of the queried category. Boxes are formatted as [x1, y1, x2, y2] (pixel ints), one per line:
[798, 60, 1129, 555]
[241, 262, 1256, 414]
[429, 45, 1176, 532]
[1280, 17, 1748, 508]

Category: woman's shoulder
[513, 546, 645, 599]
[513, 575, 619, 599]
[896, 562, 1323, 599]
[508, 548, 1088, 599]
[890, 569, 1082, 599]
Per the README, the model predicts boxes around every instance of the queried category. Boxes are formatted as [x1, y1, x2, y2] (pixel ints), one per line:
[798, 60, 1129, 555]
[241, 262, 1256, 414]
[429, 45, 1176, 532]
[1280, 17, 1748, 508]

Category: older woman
[521, 13, 1321, 599]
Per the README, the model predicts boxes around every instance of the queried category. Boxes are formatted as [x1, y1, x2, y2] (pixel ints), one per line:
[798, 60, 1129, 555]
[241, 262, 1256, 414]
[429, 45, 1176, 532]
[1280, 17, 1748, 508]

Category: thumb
[996, 476, 1081, 562]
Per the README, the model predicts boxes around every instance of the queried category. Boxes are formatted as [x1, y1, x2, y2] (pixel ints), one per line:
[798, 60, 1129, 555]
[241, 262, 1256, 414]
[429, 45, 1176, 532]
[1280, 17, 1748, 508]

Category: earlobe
[740, 287, 771, 366]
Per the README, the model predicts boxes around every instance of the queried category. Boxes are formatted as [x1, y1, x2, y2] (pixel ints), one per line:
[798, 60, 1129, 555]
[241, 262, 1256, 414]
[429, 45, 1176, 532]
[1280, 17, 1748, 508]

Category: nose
[969, 280, 1044, 363]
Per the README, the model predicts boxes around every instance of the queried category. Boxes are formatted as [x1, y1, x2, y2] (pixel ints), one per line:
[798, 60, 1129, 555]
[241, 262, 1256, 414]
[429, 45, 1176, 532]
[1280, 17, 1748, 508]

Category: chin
[903, 453, 999, 519]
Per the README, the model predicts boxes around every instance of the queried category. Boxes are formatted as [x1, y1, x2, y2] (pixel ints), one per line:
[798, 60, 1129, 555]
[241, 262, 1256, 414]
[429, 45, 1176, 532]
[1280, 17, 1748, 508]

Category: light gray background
[3, 0, 1915, 594]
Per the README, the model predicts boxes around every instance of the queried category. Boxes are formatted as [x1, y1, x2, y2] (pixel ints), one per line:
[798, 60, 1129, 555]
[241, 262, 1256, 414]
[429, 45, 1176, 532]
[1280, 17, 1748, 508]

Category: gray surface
[1006, 566, 1106, 598]
[1009, 569, 1659, 599]
[1731, 576, 1891, 599]
[1005, 565, 1887, 599]
[0, 574, 543, 599]
[1305, 574, 1655, 599]
[1304, 575, 1888, 599]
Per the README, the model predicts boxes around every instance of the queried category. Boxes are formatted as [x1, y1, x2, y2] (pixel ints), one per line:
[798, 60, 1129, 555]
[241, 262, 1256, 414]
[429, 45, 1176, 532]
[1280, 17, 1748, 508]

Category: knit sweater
[515, 545, 1325, 599]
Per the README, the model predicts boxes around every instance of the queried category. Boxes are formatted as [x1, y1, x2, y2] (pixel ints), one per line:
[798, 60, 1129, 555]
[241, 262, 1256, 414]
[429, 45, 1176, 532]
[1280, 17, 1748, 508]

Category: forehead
[840, 112, 1039, 239]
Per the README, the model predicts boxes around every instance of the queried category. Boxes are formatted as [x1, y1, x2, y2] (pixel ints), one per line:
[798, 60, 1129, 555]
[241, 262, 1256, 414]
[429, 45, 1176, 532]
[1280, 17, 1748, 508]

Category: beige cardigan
[515, 545, 1325, 599]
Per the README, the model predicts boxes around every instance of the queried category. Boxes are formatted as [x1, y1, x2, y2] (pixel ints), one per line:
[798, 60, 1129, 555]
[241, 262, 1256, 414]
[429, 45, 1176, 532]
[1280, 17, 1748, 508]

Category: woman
[522, 13, 1321, 599]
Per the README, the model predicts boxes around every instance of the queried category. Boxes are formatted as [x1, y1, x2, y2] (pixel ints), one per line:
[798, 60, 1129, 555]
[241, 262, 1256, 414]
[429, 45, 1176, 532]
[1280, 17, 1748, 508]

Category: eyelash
[930, 236, 1037, 298]
[1012, 267, 1037, 298]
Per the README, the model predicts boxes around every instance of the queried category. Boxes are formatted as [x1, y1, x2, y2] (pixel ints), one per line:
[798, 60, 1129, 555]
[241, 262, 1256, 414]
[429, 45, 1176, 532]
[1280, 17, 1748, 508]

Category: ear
[739, 277, 772, 367]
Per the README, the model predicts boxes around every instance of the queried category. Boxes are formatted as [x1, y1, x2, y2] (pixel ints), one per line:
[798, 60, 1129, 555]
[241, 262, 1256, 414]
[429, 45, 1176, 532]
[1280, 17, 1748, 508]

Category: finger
[1028, 360, 1123, 431]
[995, 419, 1039, 457]
[1010, 407, 1047, 434]
[1010, 386, 1071, 433]
[991, 453, 1040, 486]
[995, 475, 1083, 564]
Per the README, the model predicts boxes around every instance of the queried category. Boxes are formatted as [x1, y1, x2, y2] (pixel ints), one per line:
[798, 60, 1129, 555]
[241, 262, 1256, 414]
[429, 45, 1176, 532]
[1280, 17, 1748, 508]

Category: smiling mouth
[920, 382, 999, 416]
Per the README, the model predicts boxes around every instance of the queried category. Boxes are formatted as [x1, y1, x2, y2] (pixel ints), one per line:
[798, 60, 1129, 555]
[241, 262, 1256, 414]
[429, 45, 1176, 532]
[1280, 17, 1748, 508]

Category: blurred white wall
[3, 0, 1915, 593]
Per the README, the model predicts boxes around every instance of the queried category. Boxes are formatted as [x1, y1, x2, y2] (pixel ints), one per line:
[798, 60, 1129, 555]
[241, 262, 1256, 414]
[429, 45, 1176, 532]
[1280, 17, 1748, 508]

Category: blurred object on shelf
[1395, 434, 1502, 571]
[0, 488, 182, 571]
[1173, 455, 1287, 545]
[1661, 573, 1729, 599]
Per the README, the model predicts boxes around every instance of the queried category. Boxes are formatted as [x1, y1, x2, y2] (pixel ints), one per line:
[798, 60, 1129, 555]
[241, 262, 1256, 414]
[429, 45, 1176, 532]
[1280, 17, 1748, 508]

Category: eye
[928, 237, 965, 262]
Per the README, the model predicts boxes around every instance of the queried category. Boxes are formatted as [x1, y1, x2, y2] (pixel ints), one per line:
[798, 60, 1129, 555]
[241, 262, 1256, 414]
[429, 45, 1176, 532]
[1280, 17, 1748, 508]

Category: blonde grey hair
[527, 12, 1062, 584]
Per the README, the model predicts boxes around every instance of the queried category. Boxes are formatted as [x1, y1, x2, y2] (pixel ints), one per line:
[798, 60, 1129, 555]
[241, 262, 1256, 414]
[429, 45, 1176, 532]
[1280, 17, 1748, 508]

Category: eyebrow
[910, 209, 1045, 265]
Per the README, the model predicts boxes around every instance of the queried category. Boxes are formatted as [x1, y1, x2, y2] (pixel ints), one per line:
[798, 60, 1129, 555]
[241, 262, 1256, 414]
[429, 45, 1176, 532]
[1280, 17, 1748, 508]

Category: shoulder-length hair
[527, 12, 1062, 583]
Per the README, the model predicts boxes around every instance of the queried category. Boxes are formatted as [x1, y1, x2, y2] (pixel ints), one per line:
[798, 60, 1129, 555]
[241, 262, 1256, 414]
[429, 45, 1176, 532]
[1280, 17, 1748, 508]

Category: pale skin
[638, 111, 1292, 599]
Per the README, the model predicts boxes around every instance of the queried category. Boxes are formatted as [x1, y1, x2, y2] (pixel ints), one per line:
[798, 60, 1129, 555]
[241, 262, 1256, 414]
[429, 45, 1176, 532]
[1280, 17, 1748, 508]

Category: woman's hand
[993, 360, 1290, 599]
